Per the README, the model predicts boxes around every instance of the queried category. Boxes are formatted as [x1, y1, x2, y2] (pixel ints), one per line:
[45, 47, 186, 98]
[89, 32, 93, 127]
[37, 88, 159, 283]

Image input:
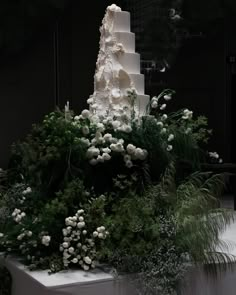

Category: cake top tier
[102, 4, 130, 33]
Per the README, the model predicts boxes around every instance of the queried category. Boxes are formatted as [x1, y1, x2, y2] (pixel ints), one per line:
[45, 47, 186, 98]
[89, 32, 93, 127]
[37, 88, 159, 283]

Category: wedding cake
[87, 4, 150, 120]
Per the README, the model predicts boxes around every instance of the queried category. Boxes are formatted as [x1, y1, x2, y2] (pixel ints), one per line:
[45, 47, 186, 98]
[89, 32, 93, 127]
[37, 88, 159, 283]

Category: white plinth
[0, 257, 138, 295]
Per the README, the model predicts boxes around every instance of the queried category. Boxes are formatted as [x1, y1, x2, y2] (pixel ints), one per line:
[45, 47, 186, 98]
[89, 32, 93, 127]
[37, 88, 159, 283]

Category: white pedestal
[1, 257, 138, 295]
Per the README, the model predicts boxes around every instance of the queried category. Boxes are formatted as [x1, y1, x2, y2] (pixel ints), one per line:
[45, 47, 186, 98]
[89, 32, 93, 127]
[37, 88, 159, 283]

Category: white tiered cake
[88, 4, 150, 119]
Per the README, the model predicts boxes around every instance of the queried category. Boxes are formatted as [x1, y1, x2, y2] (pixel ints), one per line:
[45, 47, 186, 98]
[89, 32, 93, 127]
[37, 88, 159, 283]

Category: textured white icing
[88, 4, 149, 119]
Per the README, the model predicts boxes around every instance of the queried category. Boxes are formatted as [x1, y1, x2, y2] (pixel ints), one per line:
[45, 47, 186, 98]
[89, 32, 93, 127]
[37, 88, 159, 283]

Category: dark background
[0, 0, 235, 168]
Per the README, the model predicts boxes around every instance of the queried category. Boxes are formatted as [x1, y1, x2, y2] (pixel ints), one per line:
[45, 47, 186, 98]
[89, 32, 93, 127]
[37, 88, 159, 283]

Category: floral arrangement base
[1, 218, 236, 295]
[0, 256, 137, 295]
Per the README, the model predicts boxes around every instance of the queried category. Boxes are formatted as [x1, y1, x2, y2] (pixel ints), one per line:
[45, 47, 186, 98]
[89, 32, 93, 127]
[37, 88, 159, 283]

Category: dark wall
[0, 29, 56, 168]
[0, 0, 117, 168]
[146, 18, 233, 162]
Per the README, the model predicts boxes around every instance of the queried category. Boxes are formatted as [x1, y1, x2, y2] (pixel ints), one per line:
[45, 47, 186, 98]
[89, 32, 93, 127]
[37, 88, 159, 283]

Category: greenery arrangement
[0, 89, 233, 295]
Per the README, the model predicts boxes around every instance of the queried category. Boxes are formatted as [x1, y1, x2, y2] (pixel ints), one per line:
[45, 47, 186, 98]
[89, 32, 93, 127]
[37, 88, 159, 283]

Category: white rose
[151, 100, 158, 108]
[72, 258, 78, 264]
[126, 144, 136, 155]
[82, 126, 90, 135]
[84, 256, 92, 265]
[68, 247, 75, 254]
[83, 265, 90, 271]
[102, 153, 111, 161]
[125, 160, 133, 168]
[81, 109, 90, 119]
[63, 242, 69, 248]
[93, 231, 98, 237]
[77, 222, 85, 229]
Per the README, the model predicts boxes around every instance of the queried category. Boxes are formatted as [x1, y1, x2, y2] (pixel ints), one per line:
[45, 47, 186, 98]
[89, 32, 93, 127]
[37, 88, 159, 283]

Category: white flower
[22, 187, 32, 194]
[80, 138, 90, 147]
[96, 122, 105, 132]
[161, 128, 167, 134]
[27, 231, 32, 237]
[125, 160, 133, 168]
[108, 4, 121, 12]
[156, 121, 164, 128]
[86, 147, 100, 158]
[124, 125, 132, 133]
[68, 247, 75, 254]
[77, 222, 85, 229]
[160, 104, 166, 110]
[63, 242, 69, 248]
[0, 233, 4, 238]
[182, 109, 193, 120]
[74, 115, 80, 121]
[100, 226, 105, 232]
[124, 154, 131, 162]
[209, 152, 219, 159]
[168, 134, 174, 141]
[97, 155, 104, 163]
[81, 109, 90, 119]
[151, 100, 158, 108]
[112, 120, 121, 130]
[126, 144, 136, 155]
[103, 134, 112, 142]
[41, 235, 51, 246]
[12, 208, 21, 217]
[93, 231, 98, 237]
[79, 216, 84, 222]
[84, 256, 92, 264]
[185, 127, 192, 134]
[77, 209, 84, 215]
[98, 233, 104, 239]
[17, 233, 25, 241]
[82, 230, 87, 235]
[219, 158, 223, 163]
[161, 114, 168, 121]
[167, 145, 173, 152]
[72, 258, 78, 264]
[163, 94, 172, 101]
[102, 147, 111, 154]
[82, 126, 90, 135]
[83, 265, 90, 271]
[134, 148, 148, 160]
[102, 153, 111, 161]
